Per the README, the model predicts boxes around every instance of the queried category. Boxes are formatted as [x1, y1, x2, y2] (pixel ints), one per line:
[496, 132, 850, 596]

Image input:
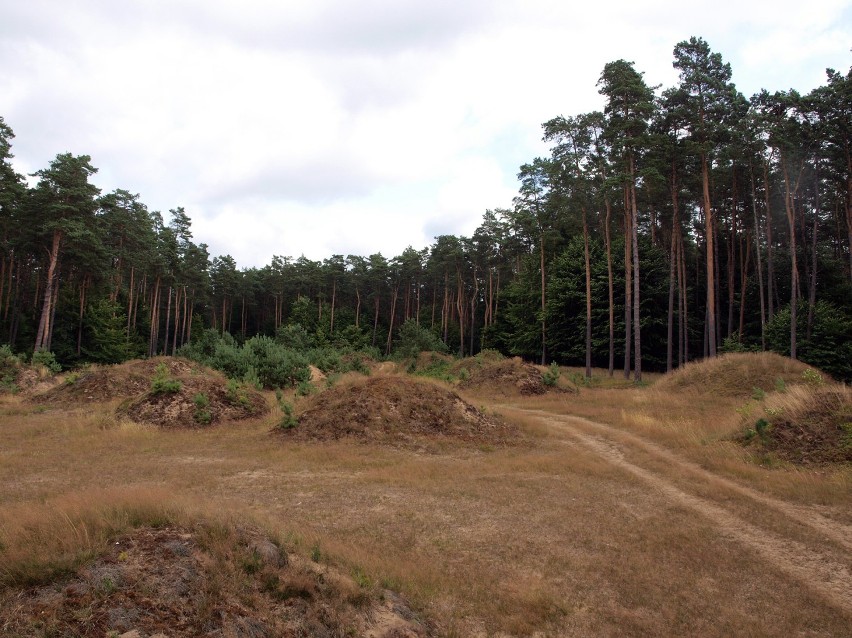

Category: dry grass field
[1, 354, 850, 636]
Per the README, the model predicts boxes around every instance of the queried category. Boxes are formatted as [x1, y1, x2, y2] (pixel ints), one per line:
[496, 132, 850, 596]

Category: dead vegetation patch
[742, 383, 852, 465]
[655, 352, 816, 399]
[457, 356, 553, 396]
[0, 523, 427, 638]
[281, 375, 519, 448]
[31, 358, 205, 404]
[31, 357, 269, 428]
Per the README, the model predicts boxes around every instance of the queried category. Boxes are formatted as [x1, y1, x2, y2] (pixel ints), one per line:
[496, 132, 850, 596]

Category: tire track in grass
[514, 409, 852, 613]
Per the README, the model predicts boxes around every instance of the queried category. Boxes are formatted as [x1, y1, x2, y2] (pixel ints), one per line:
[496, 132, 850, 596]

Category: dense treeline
[1, 37, 850, 380]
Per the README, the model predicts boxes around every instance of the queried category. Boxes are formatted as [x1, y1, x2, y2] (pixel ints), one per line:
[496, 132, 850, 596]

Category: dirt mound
[655, 352, 816, 398]
[458, 357, 550, 396]
[119, 371, 268, 429]
[29, 357, 268, 428]
[0, 524, 428, 637]
[282, 375, 518, 447]
[32, 358, 204, 404]
[743, 384, 852, 465]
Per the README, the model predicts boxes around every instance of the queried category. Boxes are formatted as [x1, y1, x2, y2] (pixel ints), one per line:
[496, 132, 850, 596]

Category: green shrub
[765, 300, 852, 382]
[542, 362, 561, 387]
[192, 392, 212, 424]
[392, 319, 447, 360]
[32, 350, 61, 374]
[278, 400, 298, 429]
[0, 345, 20, 391]
[225, 379, 251, 407]
[150, 363, 182, 395]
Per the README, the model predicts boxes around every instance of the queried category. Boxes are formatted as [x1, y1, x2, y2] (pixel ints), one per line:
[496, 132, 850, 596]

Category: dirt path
[511, 408, 852, 613]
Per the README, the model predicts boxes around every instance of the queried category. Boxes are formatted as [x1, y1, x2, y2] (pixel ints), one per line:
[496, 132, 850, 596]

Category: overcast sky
[2, 1, 849, 268]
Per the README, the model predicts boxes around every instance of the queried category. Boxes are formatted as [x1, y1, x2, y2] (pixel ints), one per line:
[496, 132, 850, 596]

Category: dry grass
[1, 355, 850, 636]
[654, 351, 815, 398]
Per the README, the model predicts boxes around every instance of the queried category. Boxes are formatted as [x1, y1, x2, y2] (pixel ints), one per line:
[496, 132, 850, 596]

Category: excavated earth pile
[281, 375, 519, 448]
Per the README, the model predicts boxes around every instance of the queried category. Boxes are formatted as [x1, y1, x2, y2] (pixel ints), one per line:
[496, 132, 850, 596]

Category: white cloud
[2, 0, 849, 267]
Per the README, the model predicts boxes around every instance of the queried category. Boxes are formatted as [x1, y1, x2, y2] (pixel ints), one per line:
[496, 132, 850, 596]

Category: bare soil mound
[0, 524, 428, 637]
[457, 357, 550, 396]
[743, 384, 852, 465]
[283, 375, 518, 447]
[655, 352, 817, 398]
[32, 357, 269, 428]
[32, 358, 203, 404]
[119, 371, 268, 429]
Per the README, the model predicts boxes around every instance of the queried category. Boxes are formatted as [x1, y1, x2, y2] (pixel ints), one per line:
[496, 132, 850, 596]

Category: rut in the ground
[517, 409, 852, 614]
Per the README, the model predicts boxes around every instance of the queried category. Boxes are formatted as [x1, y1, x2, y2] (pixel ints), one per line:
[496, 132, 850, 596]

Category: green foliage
[31, 350, 61, 374]
[82, 299, 140, 364]
[150, 363, 181, 395]
[392, 319, 447, 361]
[275, 323, 316, 351]
[765, 301, 852, 382]
[225, 379, 251, 407]
[277, 399, 298, 430]
[801, 368, 824, 387]
[192, 392, 212, 424]
[0, 345, 21, 391]
[774, 378, 787, 393]
[296, 379, 315, 397]
[181, 332, 311, 389]
[751, 387, 766, 401]
[542, 362, 561, 387]
[720, 334, 757, 354]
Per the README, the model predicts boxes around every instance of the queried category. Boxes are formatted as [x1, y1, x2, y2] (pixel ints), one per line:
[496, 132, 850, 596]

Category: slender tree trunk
[630, 160, 641, 383]
[749, 162, 767, 349]
[667, 222, 677, 373]
[763, 159, 776, 319]
[172, 287, 182, 355]
[702, 153, 717, 357]
[807, 162, 820, 341]
[163, 287, 172, 356]
[604, 197, 615, 377]
[330, 278, 336, 335]
[738, 230, 750, 340]
[539, 232, 546, 365]
[385, 284, 399, 355]
[623, 194, 632, 379]
[781, 155, 799, 359]
[583, 207, 592, 379]
[46, 278, 59, 352]
[77, 276, 88, 356]
[372, 296, 380, 347]
[355, 287, 361, 329]
[35, 230, 62, 352]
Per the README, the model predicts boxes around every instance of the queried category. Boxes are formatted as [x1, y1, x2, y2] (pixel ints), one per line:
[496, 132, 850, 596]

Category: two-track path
[504, 407, 852, 614]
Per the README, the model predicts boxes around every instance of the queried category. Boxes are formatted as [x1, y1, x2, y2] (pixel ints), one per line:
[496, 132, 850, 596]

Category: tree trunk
[763, 159, 776, 319]
[604, 197, 615, 377]
[385, 284, 399, 355]
[583, 206, 592, 379]
[703, 153, 717, 357]
[781, 155, 799, 359]
[163, 287, 172, 356]
[539, 232, 546, 365]
[630, 158, 641, 383]
[749, 161, 767, 349]
[623, 192, 632, 379]
[35, 230, 62, 352]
